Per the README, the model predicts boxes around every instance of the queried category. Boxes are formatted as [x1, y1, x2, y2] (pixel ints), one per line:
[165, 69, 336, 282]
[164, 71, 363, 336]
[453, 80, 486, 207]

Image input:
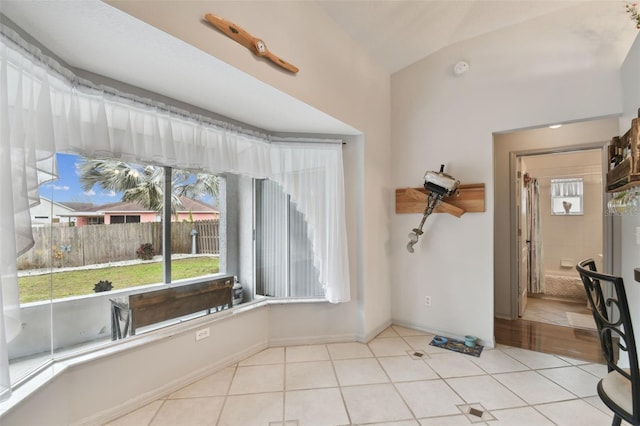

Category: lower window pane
[11, 155, 229, 385]
[169, 171, 222, 283]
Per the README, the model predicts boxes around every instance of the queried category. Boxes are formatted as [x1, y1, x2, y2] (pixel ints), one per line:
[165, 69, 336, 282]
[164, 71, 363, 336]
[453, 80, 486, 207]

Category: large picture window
[9, 153, 224, 385]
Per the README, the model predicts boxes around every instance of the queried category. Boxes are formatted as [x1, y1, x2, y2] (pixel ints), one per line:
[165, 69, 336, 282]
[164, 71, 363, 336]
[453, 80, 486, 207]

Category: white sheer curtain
[551, 178, 583, 197]
[527, 178, 543, 293]
[0, 24, 349, 400]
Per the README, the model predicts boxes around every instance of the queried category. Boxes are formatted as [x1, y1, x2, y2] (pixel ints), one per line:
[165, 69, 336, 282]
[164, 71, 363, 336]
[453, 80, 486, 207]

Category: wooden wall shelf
[606, 117, 640, 193]
[395, 183, 485, 216]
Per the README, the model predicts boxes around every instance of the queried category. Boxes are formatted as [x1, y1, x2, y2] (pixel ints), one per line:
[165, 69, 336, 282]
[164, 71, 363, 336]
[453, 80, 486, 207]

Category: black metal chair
[576, 258, 640, 425]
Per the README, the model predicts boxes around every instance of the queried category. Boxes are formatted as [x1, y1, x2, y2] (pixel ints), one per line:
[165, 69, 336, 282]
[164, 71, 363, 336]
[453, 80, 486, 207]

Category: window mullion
[162, 166, 172, 284]
[286, 194, 291, 298]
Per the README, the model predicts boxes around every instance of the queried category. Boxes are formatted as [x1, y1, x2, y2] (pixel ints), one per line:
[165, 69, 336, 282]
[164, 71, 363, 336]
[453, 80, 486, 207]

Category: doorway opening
[493, 117, 617, 363]
[516, 149, 602, 331]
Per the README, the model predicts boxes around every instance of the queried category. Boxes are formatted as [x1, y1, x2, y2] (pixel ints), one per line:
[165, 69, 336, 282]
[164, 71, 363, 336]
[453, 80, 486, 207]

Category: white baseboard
[391, 319, 495, 349]
[359, 319, 392, 343]
[494, 313, 513, 320]
[268, 333, 357, 347]
[75, 340, 268, 426]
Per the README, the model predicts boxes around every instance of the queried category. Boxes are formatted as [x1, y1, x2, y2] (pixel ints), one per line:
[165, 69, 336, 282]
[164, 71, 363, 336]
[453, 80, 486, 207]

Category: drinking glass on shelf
[607, 187, 640, 215]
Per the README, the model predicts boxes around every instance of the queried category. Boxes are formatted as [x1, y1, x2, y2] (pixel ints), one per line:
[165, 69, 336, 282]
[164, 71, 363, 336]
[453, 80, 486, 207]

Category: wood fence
[17, 220, 219, 270]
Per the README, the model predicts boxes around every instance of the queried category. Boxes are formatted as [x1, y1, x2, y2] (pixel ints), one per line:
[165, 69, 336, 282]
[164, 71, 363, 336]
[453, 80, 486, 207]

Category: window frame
[109, 215, 141, 224]
[550, 177, 584, 216]
[10, 156, 230, 387]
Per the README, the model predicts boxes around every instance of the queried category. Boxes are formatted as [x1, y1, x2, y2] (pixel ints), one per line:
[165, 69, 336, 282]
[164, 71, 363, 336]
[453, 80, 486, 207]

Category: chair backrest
[577, 258, 640, 417]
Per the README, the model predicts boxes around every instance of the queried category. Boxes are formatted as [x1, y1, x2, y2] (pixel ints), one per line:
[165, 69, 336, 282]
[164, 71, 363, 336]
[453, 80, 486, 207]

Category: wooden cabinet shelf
[607, 117, 640, 193]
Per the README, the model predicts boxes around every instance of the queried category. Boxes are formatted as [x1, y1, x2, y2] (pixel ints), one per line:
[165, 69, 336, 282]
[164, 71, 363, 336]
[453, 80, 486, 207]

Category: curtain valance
[551, 178, 583, 197]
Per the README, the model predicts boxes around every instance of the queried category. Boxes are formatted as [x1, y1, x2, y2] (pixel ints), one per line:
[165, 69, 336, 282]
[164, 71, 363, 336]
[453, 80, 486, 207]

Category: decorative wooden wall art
[204, 13, 299, 74]
[395, 183, 485, 217]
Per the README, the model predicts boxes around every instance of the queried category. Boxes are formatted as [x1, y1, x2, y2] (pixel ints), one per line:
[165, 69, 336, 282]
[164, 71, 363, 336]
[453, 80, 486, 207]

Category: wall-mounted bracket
[395, 183, 485, 216]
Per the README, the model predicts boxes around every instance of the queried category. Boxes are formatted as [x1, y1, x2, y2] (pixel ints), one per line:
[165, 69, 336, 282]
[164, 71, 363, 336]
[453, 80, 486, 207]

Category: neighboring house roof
[174, 197, 218, 213]
[38, 197, 88, 212]
[85, 200, 152, 214]
[58, 196, 217, 216]
[55, 201, 96, 211]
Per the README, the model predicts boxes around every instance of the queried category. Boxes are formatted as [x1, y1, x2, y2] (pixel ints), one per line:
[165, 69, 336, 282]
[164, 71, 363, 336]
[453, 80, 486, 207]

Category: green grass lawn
[18, 257, 220, 303]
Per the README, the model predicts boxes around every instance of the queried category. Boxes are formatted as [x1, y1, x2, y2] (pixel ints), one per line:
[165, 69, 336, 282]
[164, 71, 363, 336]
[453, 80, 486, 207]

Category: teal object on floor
[430, 335, 484, 357]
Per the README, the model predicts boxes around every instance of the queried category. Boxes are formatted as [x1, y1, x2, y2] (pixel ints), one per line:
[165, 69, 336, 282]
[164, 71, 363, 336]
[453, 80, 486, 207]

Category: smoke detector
[453, 61, 469, 76]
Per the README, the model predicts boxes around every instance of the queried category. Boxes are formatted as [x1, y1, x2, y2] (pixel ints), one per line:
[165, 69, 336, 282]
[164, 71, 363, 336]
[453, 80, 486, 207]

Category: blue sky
[39, 153, 121, 205]
[39, 153, 217, 207]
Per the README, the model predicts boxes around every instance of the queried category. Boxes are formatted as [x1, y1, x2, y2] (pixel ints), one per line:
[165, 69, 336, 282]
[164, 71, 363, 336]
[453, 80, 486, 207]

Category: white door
[517, 159, 528, 317]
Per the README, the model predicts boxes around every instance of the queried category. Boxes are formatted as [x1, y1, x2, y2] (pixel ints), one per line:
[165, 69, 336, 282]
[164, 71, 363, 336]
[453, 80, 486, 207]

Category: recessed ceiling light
[549, 124, 562, 129]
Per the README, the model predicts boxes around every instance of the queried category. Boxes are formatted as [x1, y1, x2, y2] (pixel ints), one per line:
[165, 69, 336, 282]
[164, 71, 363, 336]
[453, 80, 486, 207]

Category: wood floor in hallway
[494, 317, 605, 364]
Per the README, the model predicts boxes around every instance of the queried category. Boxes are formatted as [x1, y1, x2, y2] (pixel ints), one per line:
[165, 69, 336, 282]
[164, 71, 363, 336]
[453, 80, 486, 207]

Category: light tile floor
[105, 325, 621, 426]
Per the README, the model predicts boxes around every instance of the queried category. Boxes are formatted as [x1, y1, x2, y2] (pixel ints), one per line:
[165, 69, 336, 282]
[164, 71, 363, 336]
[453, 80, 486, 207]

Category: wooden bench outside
[110, 276, 233, 339]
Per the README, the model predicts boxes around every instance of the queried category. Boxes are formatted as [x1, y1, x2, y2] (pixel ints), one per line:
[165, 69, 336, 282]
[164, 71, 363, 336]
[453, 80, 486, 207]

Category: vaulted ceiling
[317, 1, 638, 73]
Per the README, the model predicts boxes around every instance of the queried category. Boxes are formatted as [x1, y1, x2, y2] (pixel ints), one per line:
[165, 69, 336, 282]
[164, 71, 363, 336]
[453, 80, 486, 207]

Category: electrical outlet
[424, 296, 432, 307]
[195, 327, 210, 341]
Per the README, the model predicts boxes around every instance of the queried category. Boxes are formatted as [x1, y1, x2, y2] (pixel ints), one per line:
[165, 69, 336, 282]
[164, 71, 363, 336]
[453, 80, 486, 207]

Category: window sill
[256, 296, 328, 305]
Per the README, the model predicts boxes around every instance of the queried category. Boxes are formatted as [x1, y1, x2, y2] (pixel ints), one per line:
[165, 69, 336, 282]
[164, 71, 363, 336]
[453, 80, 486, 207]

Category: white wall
[29, 198, 75, 225]
[390, 25, 625, 344]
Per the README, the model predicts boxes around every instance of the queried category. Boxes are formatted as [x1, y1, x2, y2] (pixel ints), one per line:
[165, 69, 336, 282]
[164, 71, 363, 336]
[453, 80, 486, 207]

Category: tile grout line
[328, 343, 355, 426]
[282, 347, 288, 425]
[373, 331, 421, 423]
[146, 398, 167, 426]
[214, 363, 239, 426]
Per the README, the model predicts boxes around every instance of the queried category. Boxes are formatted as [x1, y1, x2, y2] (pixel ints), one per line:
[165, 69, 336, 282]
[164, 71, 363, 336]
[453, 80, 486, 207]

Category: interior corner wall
[390, 28, 623, 345]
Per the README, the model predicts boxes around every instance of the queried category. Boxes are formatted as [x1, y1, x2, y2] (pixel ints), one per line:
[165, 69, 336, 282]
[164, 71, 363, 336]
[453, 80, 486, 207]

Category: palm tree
[77, 158, 219, 214]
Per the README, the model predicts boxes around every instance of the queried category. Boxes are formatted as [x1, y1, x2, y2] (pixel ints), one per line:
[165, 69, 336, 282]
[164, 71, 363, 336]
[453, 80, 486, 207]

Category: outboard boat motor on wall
[407, 165, 459, 253]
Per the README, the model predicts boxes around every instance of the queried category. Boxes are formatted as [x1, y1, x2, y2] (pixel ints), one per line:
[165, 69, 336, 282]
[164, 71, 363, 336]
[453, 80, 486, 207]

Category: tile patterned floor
[105, 325, 619, 426]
